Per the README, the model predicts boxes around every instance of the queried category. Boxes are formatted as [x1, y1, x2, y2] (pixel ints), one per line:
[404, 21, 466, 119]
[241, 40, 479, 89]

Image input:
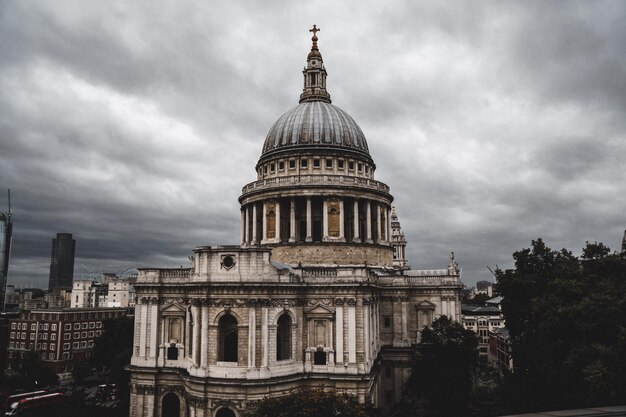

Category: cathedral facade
[129, 28, 462, 417]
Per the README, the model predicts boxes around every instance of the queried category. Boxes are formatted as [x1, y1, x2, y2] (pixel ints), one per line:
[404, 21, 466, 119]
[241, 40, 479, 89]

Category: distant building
[488, 327, 513, 376]
[475, 280, 495, 297]
[0, 192, 13, 312]
[71, 275, 134, 308]
[462, 303, 505, 357]
[48, 233, 76, 291]
[6, 307, 127, 372]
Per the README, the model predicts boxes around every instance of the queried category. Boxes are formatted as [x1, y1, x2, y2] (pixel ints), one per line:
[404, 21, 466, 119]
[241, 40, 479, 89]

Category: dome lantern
[300, 25, 331, 104]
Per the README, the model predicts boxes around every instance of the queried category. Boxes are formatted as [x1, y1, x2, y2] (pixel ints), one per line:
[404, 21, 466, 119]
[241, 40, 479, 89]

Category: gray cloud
[1, 0, 625, 290]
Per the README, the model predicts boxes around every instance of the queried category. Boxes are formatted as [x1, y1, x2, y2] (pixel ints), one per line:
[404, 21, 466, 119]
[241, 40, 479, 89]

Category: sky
[1, 1, 625, 289]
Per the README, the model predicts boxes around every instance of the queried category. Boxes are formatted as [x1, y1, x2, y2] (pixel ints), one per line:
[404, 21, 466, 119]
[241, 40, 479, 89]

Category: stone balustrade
[241, 174, 390, 195]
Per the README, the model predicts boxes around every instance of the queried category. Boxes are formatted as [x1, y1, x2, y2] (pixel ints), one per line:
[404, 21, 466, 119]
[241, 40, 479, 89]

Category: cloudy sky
[1, 1, 625, 289]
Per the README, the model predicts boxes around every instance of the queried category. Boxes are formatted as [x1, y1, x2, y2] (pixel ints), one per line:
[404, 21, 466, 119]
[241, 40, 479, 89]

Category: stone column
[193, 303, 201, 366]
[261, 307, 269, 368]
[386, 206, 392, 243]
[335, 306, 344, 364]
[262, 201, 267, 242]
[348, 305, 356, 364]
[339, 198, 345, 241]
[306, 197, 313, 242]
[185, 309, 191, 359]
[365, 201, 373, 243]
[289, 198, 296, 242]
[149, 303, 158, 359]
[376, 203, 382, 243]
[401, 301, 408, 343]
[275, 199, 281, 243]
[322, 198, 329, 241]
[252, 203, 258, 245]
[248, 308, 256, 369]
[353, 200, 360, 243]
[139, 303, 147, 358]
[241, 207, 246, 246]
[363, 304, 370, 366]
[200, 304, 209, 368]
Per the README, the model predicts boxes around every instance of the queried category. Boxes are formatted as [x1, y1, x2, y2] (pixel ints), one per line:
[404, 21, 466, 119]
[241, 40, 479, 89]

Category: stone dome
[260, 101, 371, 160]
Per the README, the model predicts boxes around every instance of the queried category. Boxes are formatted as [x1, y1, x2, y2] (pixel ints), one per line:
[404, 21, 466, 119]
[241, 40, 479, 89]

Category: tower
[390, 206, 409, 270]
[48, 233, 76, 290]
[0, 190, 13, 312]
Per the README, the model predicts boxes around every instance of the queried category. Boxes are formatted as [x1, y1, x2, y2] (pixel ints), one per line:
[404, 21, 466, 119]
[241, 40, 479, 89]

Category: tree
[403, 315, 478, 417]
[497, 239, 626, 412]
[244, 386, 372, 417]
[90, 317, 134, 384]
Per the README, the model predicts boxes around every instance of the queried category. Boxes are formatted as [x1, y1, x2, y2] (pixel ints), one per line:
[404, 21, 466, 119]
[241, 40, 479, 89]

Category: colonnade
[240, 196, 392, 246]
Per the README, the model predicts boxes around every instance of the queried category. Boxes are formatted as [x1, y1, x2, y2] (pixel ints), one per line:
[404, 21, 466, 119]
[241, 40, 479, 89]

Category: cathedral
[129, 27, 462, 417]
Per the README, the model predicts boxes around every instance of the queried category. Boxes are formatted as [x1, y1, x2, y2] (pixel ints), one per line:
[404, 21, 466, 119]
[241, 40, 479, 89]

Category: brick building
[6, 307, 126, 372]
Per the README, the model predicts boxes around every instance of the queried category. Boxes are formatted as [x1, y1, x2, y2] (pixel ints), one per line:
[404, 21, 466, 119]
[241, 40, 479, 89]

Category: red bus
[5, 392, 67, 417]
[2, 391, 47, 414]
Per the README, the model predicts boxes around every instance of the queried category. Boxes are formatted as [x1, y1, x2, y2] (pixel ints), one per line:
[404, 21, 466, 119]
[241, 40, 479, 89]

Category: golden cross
[309, 25, 320, 37]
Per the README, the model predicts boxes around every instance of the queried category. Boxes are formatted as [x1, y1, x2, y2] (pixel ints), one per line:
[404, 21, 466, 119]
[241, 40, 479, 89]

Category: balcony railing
[241, 174, 390, 195]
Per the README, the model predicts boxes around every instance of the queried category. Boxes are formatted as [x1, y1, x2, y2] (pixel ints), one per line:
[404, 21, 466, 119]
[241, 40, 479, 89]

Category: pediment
[415, 300, 436, 310]
[160, 302, 186, 315]
[305, 304, 335, 316]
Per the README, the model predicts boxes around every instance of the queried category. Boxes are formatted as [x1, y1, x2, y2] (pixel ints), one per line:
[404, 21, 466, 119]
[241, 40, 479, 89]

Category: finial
[309, 25, 320, 50]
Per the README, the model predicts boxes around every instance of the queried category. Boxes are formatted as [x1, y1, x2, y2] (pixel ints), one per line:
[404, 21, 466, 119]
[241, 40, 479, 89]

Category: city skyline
[1, 1, 625, 289]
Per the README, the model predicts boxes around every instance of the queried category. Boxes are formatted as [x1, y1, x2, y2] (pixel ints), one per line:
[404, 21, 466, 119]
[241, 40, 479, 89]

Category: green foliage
[403, 316, 478, 417]
[497, 239, 626, 412]
[244, 386, 371, 417]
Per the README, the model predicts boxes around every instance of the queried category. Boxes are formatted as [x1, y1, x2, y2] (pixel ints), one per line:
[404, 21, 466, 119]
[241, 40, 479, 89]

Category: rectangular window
[64, 334, 71, 340]
[96, 322, 102, 328]
[289, 159, 296, 169]
[72, 342, 79, 349]
[52, 324, 57, 331]
[81, 323, 88, 329]
[338, 159, 345, 169]
[42, 343, 47, 350]
[348, 161, 355, 170]
[42, 333, 47, 340]
[383, 317, 391, 328]
[270, 163, 275, 172]
[80, 341, 87, 348]
[358, 163, 363, 171]
[64, 324, 71, 331]
[89, 331, 94, 337]
[300, 159, 308, 168]
[365, 166, 369, 174]
[74, 332, 80, 339]
[9, 342, 14, 348]
[325, 159, 333, 169]
[279, 161, 285, 170]
[20, 342, 25, 349]
[62, 352, 70, 359]
[81, 332, 87, 338]
[96, 330, 101, 337]
[63, 343, 70, 350]
[50, 353, 55, 360]
[89, 322, 95, 329]
[11, 323, 15, 329]
[30, 333, 35, 340]
[10, 332, 14, 338]
[313, 158, 320, 168]
[51, 334, 56, 341]
[44, 324, 49, 330]
[31, 324, 36, 331]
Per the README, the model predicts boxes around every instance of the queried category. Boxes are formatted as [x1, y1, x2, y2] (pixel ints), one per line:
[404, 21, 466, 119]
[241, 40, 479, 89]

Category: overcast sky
[1, 1, 625, 289]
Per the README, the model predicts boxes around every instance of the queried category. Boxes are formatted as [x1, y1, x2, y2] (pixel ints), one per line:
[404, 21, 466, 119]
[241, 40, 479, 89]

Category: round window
[222, 255, 234, 269]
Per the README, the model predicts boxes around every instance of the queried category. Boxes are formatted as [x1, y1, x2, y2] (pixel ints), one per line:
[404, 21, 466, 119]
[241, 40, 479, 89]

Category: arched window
[218, 314, 238, 362]
[215, 408, 236, 417]
[276, 314, 292, 361]
[162, 393, 180, 417]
